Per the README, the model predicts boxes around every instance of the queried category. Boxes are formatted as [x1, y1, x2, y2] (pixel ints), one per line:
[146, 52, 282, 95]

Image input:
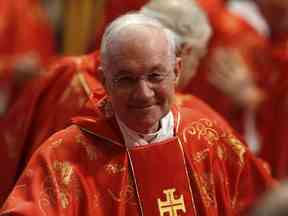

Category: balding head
[100, 13, 176, 72]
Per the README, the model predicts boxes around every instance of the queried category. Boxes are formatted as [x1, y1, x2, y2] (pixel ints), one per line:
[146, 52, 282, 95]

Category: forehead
[106, 26, 171, 73]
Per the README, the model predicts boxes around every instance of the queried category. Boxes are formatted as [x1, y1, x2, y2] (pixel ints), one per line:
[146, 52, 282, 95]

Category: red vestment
[0, 101, 275, 215]
[0, 53, 104, 205]
[0, 0, 55, 109]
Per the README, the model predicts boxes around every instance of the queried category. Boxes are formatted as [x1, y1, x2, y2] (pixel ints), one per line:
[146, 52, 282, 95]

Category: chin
[128, 117, 160, 132]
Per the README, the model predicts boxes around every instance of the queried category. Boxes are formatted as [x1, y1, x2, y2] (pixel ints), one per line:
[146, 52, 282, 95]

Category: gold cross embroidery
[157, 188, 186, 216]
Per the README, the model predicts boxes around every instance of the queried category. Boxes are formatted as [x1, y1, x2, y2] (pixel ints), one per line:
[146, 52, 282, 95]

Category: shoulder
[176, 99, 231, 131]
[176, 104, 248, 163]
[34, 125, 93, 162]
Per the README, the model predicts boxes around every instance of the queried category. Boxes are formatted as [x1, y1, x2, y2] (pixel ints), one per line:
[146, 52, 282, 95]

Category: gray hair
[100, 13, 177, 70]
[140, 0, 212, 53]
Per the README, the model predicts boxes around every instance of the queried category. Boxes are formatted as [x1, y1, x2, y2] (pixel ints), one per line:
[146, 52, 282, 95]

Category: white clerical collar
[116, 111, 174, 148]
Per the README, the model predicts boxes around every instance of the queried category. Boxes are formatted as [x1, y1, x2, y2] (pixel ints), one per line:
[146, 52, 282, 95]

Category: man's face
[102, 27, 179, 133]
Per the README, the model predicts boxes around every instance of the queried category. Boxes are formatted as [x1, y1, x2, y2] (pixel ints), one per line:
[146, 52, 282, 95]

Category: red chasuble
[0, 53, 105, 205]
[0, 101, 275, 215]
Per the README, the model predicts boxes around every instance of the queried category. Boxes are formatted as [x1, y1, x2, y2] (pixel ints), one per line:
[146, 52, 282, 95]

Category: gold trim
[177, 138, 197, 216]
[127, 150, 144, 216]
[175, 106, 181, 134]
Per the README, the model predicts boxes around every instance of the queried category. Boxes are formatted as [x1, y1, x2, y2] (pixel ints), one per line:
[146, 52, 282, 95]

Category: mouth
[129, 104, 155, 111]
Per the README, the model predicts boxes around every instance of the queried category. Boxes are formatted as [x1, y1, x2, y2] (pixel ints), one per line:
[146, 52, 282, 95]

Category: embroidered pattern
[53, 161, 73, 186]
[105, 163, 126, 175]
[76, 134, 98, 160]
[107, 174, 136, 205]
[51, 160, 74, 209]
[48, 139, 64, 151]
[195, 172, 216, 208]
[183, 118, 220, 145]
[107, 184, 136, 205]
[193, 148, 210, 163]
[226, 136, 246, 165]
[39, 176, 57, 215]
[216, 146, 227, 161]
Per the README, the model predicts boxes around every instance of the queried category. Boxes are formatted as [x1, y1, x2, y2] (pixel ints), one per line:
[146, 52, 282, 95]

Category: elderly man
[1, 13, 274, 215]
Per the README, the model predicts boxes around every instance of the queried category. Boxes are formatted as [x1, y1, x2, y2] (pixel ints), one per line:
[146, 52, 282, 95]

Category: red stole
[128, 138, 196, 216]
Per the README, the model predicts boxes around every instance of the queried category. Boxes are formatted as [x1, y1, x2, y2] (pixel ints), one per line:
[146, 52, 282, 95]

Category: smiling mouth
[130, 104, 154, 110]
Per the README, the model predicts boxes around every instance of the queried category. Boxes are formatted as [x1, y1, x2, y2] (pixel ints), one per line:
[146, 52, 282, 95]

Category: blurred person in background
[254, 0, 288, 180]
[250, 181, 288, 216]
[142, 0, 267, 154]
[0, 51, 104, 205]
[0, 0, 55, 117]
[229, 0, 288, 179]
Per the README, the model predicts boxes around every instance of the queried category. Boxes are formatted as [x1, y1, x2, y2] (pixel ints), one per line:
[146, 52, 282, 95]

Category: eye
[114, 76, 136, 87]
[147, 72, 166, 83]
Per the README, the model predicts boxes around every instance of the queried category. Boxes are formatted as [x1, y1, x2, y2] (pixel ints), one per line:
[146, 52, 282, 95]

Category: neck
[134, 122, 160, 134]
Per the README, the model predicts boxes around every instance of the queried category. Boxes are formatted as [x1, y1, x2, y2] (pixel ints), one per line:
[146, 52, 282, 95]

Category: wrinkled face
[101, 27, 179, 133]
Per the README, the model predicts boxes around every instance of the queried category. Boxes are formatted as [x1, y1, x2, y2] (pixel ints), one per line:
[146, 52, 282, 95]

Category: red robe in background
[183, 2, 269, 135]
[0, 102, 275, 215]
[0, 0, 55, 110]
[197, 0, 288, 180]
[0, 53, 104, 205]
[257, 34, 288, 179]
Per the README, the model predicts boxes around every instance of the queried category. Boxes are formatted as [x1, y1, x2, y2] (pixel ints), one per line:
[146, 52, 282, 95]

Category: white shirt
[116, 111, 174, 148]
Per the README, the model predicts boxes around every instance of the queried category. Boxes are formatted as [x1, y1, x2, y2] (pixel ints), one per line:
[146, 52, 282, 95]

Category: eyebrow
[112, 63, 168, 76]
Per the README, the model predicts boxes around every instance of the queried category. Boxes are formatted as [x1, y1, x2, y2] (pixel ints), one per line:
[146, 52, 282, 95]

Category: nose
[132, 79, 155, 100]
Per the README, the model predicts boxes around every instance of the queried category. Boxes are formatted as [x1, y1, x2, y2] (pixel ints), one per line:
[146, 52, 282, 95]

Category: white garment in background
[244, 110, 261, 154]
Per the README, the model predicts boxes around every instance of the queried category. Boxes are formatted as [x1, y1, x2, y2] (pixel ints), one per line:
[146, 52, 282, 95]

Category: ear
[174, 57, 182, 83]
